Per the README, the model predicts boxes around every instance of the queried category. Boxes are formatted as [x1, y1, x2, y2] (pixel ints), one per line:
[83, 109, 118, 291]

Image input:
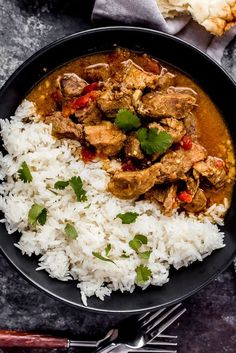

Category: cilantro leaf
[129, 234, 148, 252]
[65, 223, 78, 239]
[84, 203, 91, 209]
[18, 161, 32, 183]
[37, 208, 47, 226]
[136, 128, 172, 155]
[69, 176, 87, 202]
[116, 212, 139, 224]
[115, 109, 141, 132]
[135, 234, 147, 245]
[92, 251, 115, 265]
[105, 243, 111, 256]
[135, 265, 152, 285]
[138, 251, 152, 260]
[54, 176, 87, 202]
[28, 204, 47, 227]
[54, 181, 69, 190]
[129, 238, 142, 252]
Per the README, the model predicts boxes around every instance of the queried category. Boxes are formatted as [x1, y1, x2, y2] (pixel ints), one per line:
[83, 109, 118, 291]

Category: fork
[91, 303, 185, 353]
[0, 304, 185, 352]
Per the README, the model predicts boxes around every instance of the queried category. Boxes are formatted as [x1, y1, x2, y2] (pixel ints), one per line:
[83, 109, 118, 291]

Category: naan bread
[156, 0, 236, 35]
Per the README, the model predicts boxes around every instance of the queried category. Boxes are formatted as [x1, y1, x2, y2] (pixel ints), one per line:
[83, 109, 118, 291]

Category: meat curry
[28, 48, 235, 216]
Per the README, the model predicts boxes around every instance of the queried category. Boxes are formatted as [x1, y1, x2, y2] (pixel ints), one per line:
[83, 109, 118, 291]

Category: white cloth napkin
[92, 0, 236, 63]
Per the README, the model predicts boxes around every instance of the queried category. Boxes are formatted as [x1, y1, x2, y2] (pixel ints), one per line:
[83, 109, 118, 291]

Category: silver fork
[91, 303, 186, 353]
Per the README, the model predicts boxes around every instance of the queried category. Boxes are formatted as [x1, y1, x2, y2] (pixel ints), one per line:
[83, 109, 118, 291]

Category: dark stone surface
[0, 1, 235, 352]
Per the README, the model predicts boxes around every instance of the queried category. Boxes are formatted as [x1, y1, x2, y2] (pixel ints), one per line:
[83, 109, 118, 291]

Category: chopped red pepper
[122, 161, 136, 171]
[81, 147, 96, 163]
[181, 135, 193, 150]
[178, 191, 193, 203]
[82, 82, 99, 95]
[71, 92, 97, 109]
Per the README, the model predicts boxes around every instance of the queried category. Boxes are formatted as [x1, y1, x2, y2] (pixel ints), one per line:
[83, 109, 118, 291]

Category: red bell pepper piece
[82, 82, 99, 95]
[178, 191, 193, 203]
[181, 135, 193, 150]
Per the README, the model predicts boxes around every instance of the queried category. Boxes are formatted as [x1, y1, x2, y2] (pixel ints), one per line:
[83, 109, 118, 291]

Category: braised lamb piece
[44, 112, 83, 141]
[124, 134, 144, 160]
[194, 156, 227, 189]
[108, 164, 161, 199]
[75, 102, 102, 125]
[85, 63, 111, 82]
[57, 73, 87, 97]
[84, 122, 126, 156]
[157, 143, 208, 184]
[137, 91, 197, 119]
[149, 118, 186, 143]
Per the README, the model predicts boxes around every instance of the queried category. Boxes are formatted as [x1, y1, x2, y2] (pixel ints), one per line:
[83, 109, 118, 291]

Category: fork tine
[145, 304, 182, 333]
[158, 335, 177, 339]
[147, 341, 177, 346]
[148, 308, 186, 342]
[138, 308, 166, 326]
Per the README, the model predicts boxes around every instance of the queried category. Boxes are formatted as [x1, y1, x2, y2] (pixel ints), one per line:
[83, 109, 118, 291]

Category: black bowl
[0, 27, 235, 313]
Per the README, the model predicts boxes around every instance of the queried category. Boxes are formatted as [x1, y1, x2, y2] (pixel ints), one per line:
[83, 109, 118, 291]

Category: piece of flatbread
[156, 0, 236, 36]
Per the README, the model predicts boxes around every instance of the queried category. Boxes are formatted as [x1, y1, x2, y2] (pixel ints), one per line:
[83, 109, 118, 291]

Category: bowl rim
[0, 26, 235, 313]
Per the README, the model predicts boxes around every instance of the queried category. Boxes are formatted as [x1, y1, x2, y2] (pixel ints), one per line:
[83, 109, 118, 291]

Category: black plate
[0, 27, 236, 313]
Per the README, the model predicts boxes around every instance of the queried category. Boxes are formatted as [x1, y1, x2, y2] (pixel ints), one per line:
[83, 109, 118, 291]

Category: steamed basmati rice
[0, 101, 226, 306]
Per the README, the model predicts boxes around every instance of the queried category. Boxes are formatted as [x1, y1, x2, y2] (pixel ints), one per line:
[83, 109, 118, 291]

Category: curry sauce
[27, 48, 235, 212]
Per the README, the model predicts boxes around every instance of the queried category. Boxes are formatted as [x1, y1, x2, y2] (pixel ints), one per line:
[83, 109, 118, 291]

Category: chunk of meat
[115, 59, 160, 90]
[124, 134, 144, 160]
[85, 63, 110, 82]
[75, 101, 102, 125]
[158, 70, 176, 89]
[163, 184, 178, 215]
[84, 122, 126, 156]
[97, 88, 134, 117]
[183, 113, 198, 139]
[185, 176, 200, 198]
[146, 184, 178, 216]
[137, 91, 197, 119]
[194, 156, 227, 188]
[149, 118, 186, 143]
[183, 188, 207, 213]
[44, 112, 83, 140]
[57, 73, 87, 97]
[108, 164, 161, 199]
[157, 143, 208, 183]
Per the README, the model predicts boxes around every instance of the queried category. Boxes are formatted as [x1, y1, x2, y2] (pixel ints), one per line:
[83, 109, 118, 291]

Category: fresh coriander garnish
[28, 204, 47, 227]
[114, 109, 141, 132]
[84, 203, 91, 209]
[129, 234, 148, 252]
[69, 176, 87, 202]
[54, 176, 87, 202]
[92, 251, 115, 265]
[136, 128, 172, 155]
[105, 243, 111, 256]
[54, 180, 69, 190]
[138, 251, 152, 260]
[116, 212, 139, 224]
[135, 265, 152, 285]
[65, 223, 78, 239]
[18, 161, 32, 183]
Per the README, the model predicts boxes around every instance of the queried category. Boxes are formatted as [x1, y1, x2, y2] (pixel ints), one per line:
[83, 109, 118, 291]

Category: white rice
[0, 100, 226, 306]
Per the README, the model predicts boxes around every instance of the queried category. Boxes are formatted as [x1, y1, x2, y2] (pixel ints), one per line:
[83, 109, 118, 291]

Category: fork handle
[0, 330, 69, 348]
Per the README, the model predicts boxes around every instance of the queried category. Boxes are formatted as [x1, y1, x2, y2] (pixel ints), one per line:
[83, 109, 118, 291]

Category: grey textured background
[0, 1, 236, 352]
